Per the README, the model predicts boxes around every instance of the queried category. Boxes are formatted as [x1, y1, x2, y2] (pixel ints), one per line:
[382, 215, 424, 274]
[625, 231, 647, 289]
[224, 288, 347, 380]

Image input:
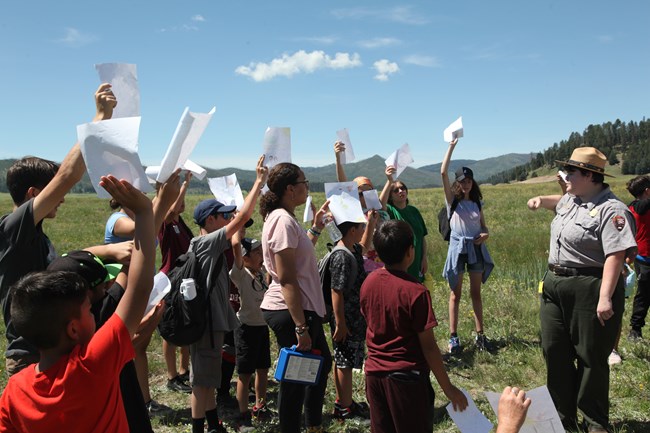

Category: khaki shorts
[190, 330, 225, 388]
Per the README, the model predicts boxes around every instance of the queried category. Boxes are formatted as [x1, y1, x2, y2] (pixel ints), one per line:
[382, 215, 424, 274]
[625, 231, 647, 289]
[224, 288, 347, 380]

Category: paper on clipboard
[444, 116, 464, 142]
[263, 127, 291, 168]
[336, 128, 355, 164]
[384, 143, 414, 179]
[77, 116, 153, 198]
[207, 173, 245, 210]
[156, 106, 216, 183]
[95, 63, 140, 118]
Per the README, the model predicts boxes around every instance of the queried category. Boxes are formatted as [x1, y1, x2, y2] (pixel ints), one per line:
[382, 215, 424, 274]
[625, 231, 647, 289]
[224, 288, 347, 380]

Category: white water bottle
[324, 216, 342, 243]
[180, 278, 197, 301]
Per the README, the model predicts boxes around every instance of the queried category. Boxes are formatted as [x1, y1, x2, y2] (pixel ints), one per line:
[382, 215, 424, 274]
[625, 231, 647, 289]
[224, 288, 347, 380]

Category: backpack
[438, 198, 482, 241]
[158, 251, 223, 347]
[317, 245, 357, 319]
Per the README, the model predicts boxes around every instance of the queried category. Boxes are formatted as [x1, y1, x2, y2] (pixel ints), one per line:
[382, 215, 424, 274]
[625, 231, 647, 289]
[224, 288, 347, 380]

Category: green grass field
[1, 177, 649, 432]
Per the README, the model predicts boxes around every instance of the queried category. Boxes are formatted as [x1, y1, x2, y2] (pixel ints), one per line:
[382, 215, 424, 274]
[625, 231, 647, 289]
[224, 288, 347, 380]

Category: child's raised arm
[100, 176, 155, 336]
[440, 138, 457, 206]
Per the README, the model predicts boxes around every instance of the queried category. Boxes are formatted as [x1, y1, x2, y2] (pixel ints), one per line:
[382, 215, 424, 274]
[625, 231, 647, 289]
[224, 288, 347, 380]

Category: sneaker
[332, 400, 370, 424]
[178, 370, 190, 382]
[608, 350, 622, 366]
[448, 336, 462, 355]
[146, 399, 173, 417]
[166, 375, 192, 393]
[252, 403, 273, 421]
[475, 334, 495, 352]
[628, 328, 642, 341]
[207, 421, 229, 433]
[236, 412, 255, 433]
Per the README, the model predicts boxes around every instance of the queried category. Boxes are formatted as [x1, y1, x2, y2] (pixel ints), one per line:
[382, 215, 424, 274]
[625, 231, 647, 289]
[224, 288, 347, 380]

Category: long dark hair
[259, 163, 302, 220]
[387, 181, 409, 206]
[452, 179, 483, 204]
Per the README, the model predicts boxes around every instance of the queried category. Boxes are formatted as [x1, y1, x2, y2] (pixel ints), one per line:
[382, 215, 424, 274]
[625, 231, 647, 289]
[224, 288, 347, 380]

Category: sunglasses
[219, 211, 233, 220]
[392, 186, 407, 193]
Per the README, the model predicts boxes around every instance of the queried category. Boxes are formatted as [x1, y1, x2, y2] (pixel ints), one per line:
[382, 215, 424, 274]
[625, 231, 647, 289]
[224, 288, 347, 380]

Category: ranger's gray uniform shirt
[549, 186, 636, 267]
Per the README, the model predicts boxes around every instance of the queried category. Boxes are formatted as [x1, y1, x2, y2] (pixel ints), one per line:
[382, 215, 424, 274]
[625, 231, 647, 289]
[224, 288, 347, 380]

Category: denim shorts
[457, 245, 485, 273]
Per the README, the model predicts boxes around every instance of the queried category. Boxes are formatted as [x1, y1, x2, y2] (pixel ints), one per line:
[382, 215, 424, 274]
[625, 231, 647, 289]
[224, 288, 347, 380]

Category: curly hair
[259, 163, 302, 220]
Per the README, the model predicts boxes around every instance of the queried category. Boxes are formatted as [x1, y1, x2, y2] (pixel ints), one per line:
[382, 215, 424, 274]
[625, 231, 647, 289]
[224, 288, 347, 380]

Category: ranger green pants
[540, 271, 624, 430]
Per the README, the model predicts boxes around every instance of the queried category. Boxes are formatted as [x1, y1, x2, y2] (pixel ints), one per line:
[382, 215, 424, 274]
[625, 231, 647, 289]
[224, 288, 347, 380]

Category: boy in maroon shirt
[360, 220, 467, 433]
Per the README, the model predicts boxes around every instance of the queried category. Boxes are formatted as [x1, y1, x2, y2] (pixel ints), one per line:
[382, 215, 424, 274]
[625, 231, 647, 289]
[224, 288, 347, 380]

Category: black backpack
[438, 199, 482, 241]
[318, 245, 357, 319]
[158, 251, 223, 347]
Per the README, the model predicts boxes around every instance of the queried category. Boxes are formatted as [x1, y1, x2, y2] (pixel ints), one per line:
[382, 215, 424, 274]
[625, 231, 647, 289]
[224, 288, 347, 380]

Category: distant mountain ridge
[0, 153, 533, 195]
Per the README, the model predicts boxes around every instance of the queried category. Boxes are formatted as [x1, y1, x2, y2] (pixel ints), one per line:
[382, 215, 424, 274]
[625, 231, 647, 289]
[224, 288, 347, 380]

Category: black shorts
[234, 324, 271, 374]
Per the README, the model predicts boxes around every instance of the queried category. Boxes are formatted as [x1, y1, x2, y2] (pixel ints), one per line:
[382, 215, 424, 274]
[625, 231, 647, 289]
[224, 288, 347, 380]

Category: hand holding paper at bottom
[485, 385, 563, 433]
[446, 389, 493, 433]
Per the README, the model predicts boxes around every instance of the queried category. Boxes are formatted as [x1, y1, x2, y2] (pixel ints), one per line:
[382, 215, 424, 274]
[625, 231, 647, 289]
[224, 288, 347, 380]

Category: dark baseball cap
[455, 167, 474, 182]
[47, 250, 122, 288]
[241, 238, 261, 256]
[193, 199, 237, 226]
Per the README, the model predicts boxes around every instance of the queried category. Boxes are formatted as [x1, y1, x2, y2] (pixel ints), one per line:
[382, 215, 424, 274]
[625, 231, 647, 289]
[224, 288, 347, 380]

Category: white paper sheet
[336, 128, 355, 164]
[485, 386, 564, 433]
[444, 116, 464, 142]
[558, 170, 567, 182]
[77, 117, 153, 198]
[362, 189, 382, 211]
[384, 143, 414, 179]
[157, 106, 216, 183]
[446, 390, 493, 433]
[145, 159, 206, 183]
[328, 192, 366, 224]
[263, 127, 291, 168]
[303, 195, 314, 223]
[324, 181, 358, 199]
[95, 63, 140, 118]
[145, 272, 171, 315]
[208, 173, 245, 210]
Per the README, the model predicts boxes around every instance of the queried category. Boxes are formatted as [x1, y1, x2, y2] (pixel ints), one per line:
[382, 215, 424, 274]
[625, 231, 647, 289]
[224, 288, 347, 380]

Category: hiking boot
[448, 336, 462, 355]
[146, 399, 173, 417]
[628, 328, 642, 341]
[166, 375, 192, 393]
[252, 403, 273, 422]
[475, 334, 495, 352]
[607, 350, 622, 366]
[178, 370, 190, 382]
[235, 411, 255, 433]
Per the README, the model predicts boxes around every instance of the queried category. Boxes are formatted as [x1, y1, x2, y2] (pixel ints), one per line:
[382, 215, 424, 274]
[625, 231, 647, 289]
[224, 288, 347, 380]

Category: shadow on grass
[614, 420, 650, 433]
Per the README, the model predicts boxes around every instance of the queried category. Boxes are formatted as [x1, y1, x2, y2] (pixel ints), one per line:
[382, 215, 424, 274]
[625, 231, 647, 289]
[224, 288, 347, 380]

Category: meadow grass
[0, 177, 649, 432]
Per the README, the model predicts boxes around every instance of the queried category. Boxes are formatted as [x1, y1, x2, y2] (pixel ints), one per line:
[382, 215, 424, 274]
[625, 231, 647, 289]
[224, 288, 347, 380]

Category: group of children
[0, 83, 562, 433]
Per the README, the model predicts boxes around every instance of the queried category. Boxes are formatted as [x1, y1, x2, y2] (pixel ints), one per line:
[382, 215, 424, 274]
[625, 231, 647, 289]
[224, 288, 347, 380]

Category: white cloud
[235, 50, 362, 82]
[191, 14, 205, 22]
[373, 59, 399, 81]
[332, 6, 429, 25]
[57, 27, 96, 47]
[403, 54, 440, 68]
[358, 37, 401, 49]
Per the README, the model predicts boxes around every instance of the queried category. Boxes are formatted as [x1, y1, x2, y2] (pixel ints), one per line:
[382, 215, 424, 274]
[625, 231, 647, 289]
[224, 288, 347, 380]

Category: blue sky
[1, 1, 648, 170]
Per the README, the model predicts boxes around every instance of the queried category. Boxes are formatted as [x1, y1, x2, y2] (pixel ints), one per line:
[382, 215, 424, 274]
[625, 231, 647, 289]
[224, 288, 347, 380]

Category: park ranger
[527, 147, 636, 433]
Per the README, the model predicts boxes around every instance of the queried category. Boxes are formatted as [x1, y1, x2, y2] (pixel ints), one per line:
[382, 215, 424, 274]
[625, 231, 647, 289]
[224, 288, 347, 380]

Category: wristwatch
[295, 324, 309, 336]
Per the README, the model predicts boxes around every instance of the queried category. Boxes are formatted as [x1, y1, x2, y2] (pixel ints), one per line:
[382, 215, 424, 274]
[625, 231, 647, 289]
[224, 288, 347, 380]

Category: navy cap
[193, 199, 237, 226]
[455, 167, 474, 182]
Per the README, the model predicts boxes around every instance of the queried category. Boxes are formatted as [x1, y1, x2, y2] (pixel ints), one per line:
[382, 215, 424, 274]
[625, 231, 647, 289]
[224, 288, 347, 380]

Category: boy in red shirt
[360, 220, 468, 433]
[0, 174, 175, 433]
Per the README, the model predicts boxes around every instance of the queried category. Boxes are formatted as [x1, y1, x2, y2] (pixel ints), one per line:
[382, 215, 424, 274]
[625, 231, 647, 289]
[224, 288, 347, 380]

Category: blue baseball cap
[193, 199, 237, 226]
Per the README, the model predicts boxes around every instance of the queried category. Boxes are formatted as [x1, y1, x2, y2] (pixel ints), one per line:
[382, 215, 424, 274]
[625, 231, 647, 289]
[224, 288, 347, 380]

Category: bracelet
[295, 324, 309, 336]
[308, 227, 321, 237]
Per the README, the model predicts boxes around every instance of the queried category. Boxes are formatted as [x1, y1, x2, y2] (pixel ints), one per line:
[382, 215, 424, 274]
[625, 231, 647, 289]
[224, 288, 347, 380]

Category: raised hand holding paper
[95, 63, 140, 118]
[446, 389, 493, 433]
[485, 385, 563, 433]
[324, 181, 365, 223]
[303, 195, 314, 222]
[263, 127, 291, 168]
[157, 106, 216, 183]
[362, 189, 382, 210]
[384, 143, 414, 179]
[336, 128, 355, 164]
[444, 116, 464, 142]
[145, 159, 207, 183]
[78, 117, 153, 198]
[208, 173, 245, 209]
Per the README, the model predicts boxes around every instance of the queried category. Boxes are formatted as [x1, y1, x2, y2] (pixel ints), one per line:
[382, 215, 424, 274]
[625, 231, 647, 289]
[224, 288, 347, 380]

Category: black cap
[455, 167, 474, 182]
[47, 250, 121, 288]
